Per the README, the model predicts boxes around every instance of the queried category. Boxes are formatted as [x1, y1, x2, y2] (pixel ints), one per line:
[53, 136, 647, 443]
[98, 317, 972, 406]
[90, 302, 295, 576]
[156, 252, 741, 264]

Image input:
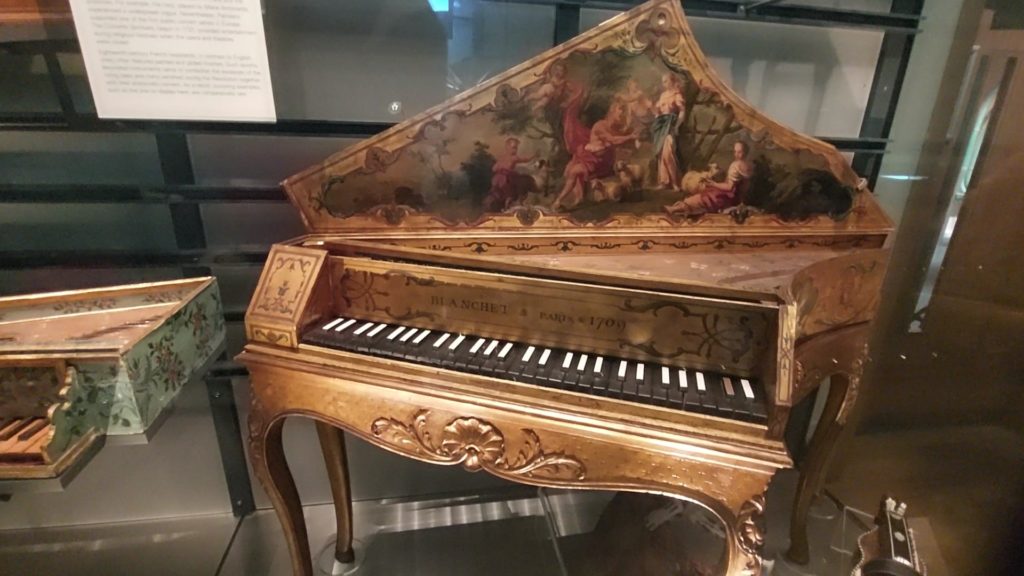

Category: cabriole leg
[249, 396, 313, 576]
[316, 421, 355, 563]
[786, 374, 852, 565]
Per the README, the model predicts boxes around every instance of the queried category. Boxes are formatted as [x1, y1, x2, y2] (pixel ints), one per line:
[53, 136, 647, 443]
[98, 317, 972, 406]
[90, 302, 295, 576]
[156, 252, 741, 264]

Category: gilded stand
[245, 352, 774, 576]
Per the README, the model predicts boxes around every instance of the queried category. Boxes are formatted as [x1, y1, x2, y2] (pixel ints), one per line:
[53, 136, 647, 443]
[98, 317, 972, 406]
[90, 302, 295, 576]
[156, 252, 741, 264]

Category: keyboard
[302, 317, 768, 424]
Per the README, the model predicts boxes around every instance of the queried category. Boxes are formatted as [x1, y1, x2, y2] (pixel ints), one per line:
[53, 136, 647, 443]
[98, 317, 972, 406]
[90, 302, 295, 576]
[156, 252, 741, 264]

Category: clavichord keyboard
[304, 317, 768, 423]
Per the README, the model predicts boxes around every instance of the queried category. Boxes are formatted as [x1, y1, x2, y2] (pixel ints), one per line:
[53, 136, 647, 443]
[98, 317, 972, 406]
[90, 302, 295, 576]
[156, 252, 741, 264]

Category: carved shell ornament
[371, 409, 586, 481]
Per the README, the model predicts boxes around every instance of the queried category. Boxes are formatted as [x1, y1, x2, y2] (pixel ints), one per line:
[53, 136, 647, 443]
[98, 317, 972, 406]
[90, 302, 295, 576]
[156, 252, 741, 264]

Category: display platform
[0, 468, 948, 576]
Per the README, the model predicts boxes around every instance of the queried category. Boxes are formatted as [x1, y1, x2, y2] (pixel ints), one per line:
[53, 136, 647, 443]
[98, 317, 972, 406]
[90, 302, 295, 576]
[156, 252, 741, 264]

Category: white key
[498, 342, 514, 359]
[538, 349, 551, 365]
[367, 323, 388, 337]
[617, 361, 628, 379]
[413, 330, 432, 344]
[522, 346, 536, 362]
[594, 356, 604, 373]
[723, 377, 735, 397]
[322, 318, 343, 331]
[695, 371, 707, 392]
[432, 333, 451, 348]
[562, 352, 574, 369]
[353, 322, 374, 336]
[661, 366, 670, 386]
[678, 369, 688, 389]
[470, 338, 486, 354]
[386, 326, 406, 340]
[740, 378, 755, 400]
[636, 363, 645, 380]
[484, 340, 499, 356]
[335, 318, 358, 332]
[448, 334, 466, 351]
[577, 354, 588, 371]
[399, 328, 418, 342]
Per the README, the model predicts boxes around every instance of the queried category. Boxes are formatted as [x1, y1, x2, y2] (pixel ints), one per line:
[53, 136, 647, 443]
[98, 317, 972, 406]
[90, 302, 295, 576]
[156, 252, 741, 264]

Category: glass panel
[0, 267, 183, 297]
[207, 265, 262, 312]
[59, 52, 97, 114]
[200, 203, 306, 246]
[783, 0, 893, 12]
[188, 134, 360, 185]
[264, 0, 554, 122]
[580, 10, 883, 137]
[0, 132, 163, 185]
[0, 52, 61, 113]
[0, 203, 177, 251]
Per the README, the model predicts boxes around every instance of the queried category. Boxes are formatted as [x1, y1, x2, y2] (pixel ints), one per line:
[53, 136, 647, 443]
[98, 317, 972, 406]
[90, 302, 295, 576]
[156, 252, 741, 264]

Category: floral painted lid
[0, 278, 214, 358]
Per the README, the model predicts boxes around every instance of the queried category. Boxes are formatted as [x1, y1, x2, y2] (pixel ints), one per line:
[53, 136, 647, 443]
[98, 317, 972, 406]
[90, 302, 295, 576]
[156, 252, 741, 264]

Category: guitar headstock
[854, 496, 926, 576]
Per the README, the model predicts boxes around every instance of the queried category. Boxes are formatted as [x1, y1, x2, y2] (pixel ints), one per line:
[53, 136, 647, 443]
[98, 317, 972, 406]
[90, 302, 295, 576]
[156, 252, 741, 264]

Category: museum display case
[0, 1, 1021, 575]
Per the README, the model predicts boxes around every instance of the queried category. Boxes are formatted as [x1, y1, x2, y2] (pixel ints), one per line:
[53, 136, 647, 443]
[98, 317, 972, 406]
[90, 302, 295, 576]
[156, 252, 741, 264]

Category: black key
[439, 334, 466, 369]
[534, 348, 562, 385]
[721, 376, 749, 419]
[373, 325, 410, 360]
[656, 366, 675, 408]
[589, 356, 610, 397]
[460, 337, 489, 375]
[450, 336, 478, 370]
[478, 340, 504, 376]
[491, 342, 519, 377]
[575, 354, 594, 392]
[694, 371, 717, 414]
[679, 369, 700, 412]
[664, 369, 684, 408]
[634, 362, 655, 405]
[606, 359, 625, 399]
[560, 351, 581, 390]
[350, 322, 380, 352]
[302, 327, 336, 348]
[706, 373, 732, 417]
[620, 361, 639, 401]
[508, 345, 533, 378]
[393, 328, 422, 360]
[746, 378, 768, 422]
[545, 350, 571, 385]
[524, 348, 548, 379]
[408, 329, 437, 362]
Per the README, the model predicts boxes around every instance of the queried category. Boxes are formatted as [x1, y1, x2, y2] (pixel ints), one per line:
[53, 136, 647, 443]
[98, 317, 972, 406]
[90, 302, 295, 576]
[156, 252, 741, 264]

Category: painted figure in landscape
[318, 26, 856, 226]
[483, 137, 537, 212]
[527, 60, 571, 113]
[618, 78, 655, 132]
[651, 73, 686, 191]
[665, 141, 752, 215]
[553, 98, 640, 211]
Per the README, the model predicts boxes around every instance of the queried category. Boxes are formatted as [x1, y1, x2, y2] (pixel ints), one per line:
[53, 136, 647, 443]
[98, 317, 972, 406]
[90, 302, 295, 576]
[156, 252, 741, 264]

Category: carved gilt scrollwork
[371, 409, 586, 481]
[735, 493, 766, 575]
